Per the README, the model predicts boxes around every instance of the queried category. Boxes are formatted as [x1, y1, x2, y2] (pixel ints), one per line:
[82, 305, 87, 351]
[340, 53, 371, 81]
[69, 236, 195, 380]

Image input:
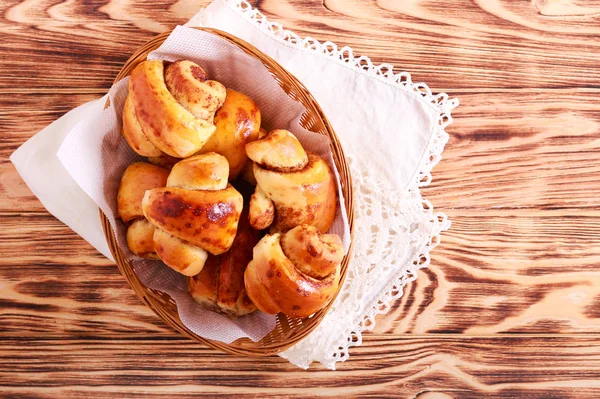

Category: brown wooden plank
[424, 91, 600, 210]
[0, 335, 599, 398]
[0, 209, 599, 336]
[1, 0, 600, 395]
[374, 210, 600, 334]
[0, 213, 172, 337]
[3, 90, 600, 212]
[1, 0, 600, 93]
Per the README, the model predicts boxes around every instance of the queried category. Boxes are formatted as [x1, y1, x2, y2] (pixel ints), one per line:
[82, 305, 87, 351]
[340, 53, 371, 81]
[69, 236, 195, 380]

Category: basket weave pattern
[101, 28, 354, 356]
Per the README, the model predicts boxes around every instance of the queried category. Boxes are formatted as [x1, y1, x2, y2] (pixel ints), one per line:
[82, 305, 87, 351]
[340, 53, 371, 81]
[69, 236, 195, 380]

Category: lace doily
[220, 0, 458, 369]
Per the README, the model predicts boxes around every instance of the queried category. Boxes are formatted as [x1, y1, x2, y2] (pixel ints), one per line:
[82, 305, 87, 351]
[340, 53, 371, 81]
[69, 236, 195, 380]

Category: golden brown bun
[215, 212, 259, 316]
[118, 162, 169, 259]
[244, 224, 343, 317]
[280, 224, 343, 279]
[188, 256, 220, 311]
[167, 152, 228, 191]
[187, 210, 259, 317]
[153, 228, 208, 276]
[246, 130, 337, 233]
[142, 154, 244, 275]
[126, 218, 159, 259]
[164, 60, 226, 123]
[248, 187, 274, 230]
[245, 129, 308, 172]
[128, 60, 223, 158]
[122, 94, 163, 157]
[196, 89, 261, 180]
[117, 162, 170, 223]
[143, 185, 243, 255]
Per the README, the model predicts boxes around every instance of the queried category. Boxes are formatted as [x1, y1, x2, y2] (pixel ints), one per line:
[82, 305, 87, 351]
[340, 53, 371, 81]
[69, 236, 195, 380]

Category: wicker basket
[100, 28, 354, 356]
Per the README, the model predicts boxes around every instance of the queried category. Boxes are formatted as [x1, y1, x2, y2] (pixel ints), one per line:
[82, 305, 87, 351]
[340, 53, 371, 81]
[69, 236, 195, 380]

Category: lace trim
[225, 0, 458, 368]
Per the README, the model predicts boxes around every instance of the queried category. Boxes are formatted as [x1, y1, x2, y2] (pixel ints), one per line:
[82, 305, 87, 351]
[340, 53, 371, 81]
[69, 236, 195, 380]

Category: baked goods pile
[116, 60, 343, 318]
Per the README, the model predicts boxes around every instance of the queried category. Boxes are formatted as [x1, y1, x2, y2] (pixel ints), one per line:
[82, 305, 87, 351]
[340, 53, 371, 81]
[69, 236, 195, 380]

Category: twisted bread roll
[142, 153, 244, 276]
[196, 89, 261, 180]
[117, 162, 169, 259]
[122, 94, 163, 157]
[240, 128, 268, 186]
[164, 60, 226, 124]
[188, 207, 259, 317]
[244, 224, 343, 317]
[245, 130, 337, 233]
[126, 219, 158, 259]
[123, 60, 226, 158]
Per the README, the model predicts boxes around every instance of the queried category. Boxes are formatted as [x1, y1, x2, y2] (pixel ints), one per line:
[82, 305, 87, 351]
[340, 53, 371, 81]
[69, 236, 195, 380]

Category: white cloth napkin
[10, 0, 457, 369]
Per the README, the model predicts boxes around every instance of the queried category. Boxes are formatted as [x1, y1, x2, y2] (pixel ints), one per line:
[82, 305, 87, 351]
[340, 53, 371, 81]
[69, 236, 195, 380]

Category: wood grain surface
[1, 0, 600, 397]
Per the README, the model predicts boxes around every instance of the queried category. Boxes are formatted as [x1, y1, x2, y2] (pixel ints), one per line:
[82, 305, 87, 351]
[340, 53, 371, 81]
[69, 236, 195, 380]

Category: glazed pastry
[245, 129, 337, 233]
[188, 207, 259, 317]
[197, 89, 261, 180]
[164, 60, 226, 124]
[123, 60, 226, 158]
[117, 162, 170, 258]
[244, 224, 343, 317]
[240, 128, 268, 186]
[126, 219, 157, 259]
[142, 153, 244, 276]
[122, 94, 163, 157]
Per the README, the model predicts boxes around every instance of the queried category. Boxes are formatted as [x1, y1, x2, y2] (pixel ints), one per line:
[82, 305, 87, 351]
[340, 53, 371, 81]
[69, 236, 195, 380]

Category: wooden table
[2, 0, 600, 397]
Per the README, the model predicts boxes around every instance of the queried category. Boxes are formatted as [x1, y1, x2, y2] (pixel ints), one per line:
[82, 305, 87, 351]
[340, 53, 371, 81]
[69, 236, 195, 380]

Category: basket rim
[100, 27, 354, 356]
